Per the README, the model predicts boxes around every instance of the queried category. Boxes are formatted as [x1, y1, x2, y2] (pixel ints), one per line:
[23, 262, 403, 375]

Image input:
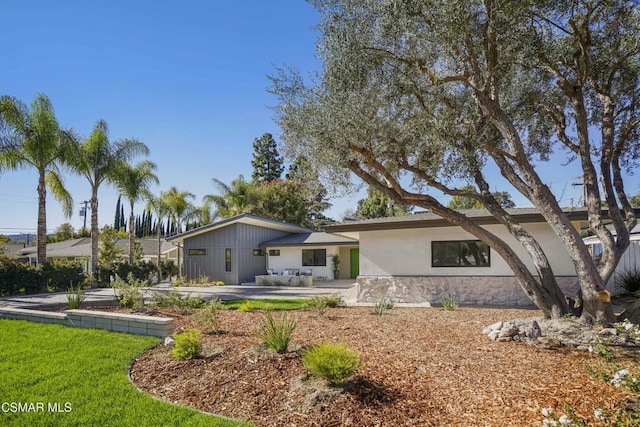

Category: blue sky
[0, 1, 634, 236]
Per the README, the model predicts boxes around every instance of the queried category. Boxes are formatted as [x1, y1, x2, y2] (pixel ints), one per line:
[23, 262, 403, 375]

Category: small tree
[98, 226, 125, 283]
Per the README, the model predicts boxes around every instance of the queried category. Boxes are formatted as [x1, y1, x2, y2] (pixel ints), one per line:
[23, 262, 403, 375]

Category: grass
[0, 320, 248, 426]
[222, 298, 310, 311]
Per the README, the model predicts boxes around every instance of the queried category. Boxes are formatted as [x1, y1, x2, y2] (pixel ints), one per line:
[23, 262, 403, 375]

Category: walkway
[0, 280, 358, 310]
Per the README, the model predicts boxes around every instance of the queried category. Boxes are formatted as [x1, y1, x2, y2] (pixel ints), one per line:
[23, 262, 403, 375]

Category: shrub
[66, 285, 86, 309]
[373, 297, 395, 315]
[112, 274, 146, 309]
[616, 269, 640, 294]
[324, 294, 346, 308]
[197, 275, 210, 285]
[161, 259, 178, 280]
[172, 329, 203, 360]
[238, 300, 254, 312]
[153, 291, 207, 312]
[193, 297, 224, 334]
[256, 311, 297, 354]
[441, 294, 459, 311]
[43, 260, 86, 291]
[0, 262, 87, 296]
[214, 281, 224, 286]
[305, 296, 328, 317]
[302, 342, 361, 385]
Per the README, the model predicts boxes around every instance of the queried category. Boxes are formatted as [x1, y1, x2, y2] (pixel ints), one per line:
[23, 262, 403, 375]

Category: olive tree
[270, 0, 640, 325]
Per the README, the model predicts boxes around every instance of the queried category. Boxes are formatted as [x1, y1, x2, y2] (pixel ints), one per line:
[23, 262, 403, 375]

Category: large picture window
[302, 249, 326, 266]
[431, 240, 490, 267]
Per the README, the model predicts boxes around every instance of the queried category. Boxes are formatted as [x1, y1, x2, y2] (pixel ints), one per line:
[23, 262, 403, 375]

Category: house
[324, 207, 616, 306]
[584, 225, 640, 295]
[167, 214, 360, 284]
[16, 237, 178, 272]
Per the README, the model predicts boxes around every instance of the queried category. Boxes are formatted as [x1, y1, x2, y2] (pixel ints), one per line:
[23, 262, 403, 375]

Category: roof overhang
[167, 213, 313, 243]
[324, 208, 638, 233]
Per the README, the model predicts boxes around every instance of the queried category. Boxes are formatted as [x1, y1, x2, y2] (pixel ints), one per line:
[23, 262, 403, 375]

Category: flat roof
[260, 232, 358, 248]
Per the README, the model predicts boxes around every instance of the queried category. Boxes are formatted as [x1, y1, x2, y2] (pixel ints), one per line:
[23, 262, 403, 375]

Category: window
[225, 248, 231, 272]
[431, 240, 490, 267]
[188, 249, 206, 256]
[302, 249, 326, 266]
[253, 249, 264, 256]
[268, 249, 280, 256]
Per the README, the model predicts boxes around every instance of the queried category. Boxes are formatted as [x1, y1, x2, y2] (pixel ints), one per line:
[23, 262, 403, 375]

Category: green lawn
[0, 319, 249, 427]
[222, 298, 311, 311]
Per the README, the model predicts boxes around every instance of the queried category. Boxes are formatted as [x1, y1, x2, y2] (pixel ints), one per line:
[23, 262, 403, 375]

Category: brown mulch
[129, 307, 639, 426]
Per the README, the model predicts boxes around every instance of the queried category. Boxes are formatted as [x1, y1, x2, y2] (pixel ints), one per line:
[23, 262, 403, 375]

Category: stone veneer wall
[356, 276, 580, 306]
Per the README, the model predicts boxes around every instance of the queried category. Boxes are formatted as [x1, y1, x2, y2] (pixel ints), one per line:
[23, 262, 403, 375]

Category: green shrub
[66, 285, 86, 309]
[153, 290, 207, 312]
[305, 296, 328, 317]
[112, 274, 146, 309]
[172, 329, 203, 360]
[214, 281, 224, 286]
[373, 297, 395, 315]
[238, 300, 254, 312]
[256, 311, 297, 354]
[193, 297, 224, 334]
[616, 269, 640, 294]
[161, 259, 179, 281]
[441, 294, 459, 311]
[324, 294, 346, 308]
[0, 262, 87, 296]
[302, 342, 361, 385]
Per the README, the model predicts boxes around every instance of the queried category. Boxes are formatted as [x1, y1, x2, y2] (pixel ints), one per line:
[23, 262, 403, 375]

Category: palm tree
[147, 192, 171, 276]
[163, 187, 195, 277]
[69, 119, 149, 286]
[0, 94, 74, 268]
[203, 175, 260, 218]
[113, 161, 159, 264]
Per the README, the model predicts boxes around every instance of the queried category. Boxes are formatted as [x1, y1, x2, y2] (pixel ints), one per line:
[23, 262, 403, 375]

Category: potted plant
[331, 254, 340, 280]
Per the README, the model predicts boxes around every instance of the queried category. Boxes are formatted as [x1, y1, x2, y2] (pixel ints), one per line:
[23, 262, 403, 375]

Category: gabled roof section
[324, 207, 608, 233]
[260, 232, 358, 248]
[166, 213, 314, 243]
[17, 237, 92, 256]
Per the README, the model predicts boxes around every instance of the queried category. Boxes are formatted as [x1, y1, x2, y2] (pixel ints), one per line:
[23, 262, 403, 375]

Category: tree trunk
[37, 169, 48, 292]
[129, 200, 135, 265]
[157, 220, 162, 282]
[90, 188, 99, 288]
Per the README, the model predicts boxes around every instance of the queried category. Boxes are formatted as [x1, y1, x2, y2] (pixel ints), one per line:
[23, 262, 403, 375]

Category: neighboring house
[0, 243, 31, 263]
[324, 207, 619, 307]
[167, 214, 359, 284]
[16, 237, 178, 273]
[584, 225, 640, 295]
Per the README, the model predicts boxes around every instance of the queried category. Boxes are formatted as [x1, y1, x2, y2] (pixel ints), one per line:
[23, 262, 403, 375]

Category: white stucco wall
[359, 222, 577, 277]
[265, 246, 339, 279]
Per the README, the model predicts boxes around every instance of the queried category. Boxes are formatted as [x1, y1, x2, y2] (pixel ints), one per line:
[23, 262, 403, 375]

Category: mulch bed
[129, 307, 639, 426]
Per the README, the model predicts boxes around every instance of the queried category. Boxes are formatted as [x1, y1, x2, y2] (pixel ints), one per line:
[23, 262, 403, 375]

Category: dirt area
[129, 306, 640, 426]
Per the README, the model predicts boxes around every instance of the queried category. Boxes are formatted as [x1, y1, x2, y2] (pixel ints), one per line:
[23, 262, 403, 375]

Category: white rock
[488, 330, 500, 340]
[482, 321, 503, 335]
[164, 336, 175, 347]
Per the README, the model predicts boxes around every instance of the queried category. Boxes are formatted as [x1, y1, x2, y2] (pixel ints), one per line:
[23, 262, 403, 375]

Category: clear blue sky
[0, 1, 634, 236]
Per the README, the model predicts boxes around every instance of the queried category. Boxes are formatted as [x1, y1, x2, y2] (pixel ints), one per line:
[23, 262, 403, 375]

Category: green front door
[350, 248, 360, 279]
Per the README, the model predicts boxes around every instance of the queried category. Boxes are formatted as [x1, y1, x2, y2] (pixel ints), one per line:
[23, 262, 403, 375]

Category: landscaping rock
[525, 320, 542, 339]
[164, 336, 175, 347]
[498, 324, 519, 338]
[482, 321, 503, 335]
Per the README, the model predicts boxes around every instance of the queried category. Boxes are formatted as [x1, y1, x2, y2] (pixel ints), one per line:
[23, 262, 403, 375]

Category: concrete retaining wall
[356, 275, 580, 307]
[0, 307, 173, 337]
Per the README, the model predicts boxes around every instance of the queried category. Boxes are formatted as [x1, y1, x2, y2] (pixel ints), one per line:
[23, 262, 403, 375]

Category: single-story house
[167, 214, 360, 285]
[324, 207, 627, 306]
[16, 237, 179, 272]
[584, 225, 640, 295]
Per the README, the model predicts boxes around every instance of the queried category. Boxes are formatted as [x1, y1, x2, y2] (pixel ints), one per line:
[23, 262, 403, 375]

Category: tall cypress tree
[251, 133, 284, 182]
[114, 196, 121, 230]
